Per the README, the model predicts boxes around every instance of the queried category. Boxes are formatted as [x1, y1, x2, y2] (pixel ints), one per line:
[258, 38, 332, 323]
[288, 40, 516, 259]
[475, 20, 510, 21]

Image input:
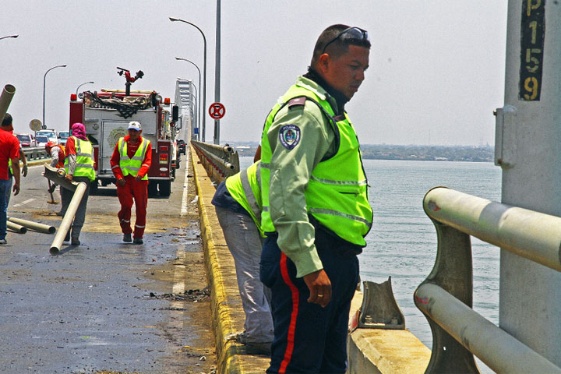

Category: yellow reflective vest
[261, 79, 373, 248]
[65, 137, 96, 182]
[224, 161, 263, 236]
[118, 137, 150, 180]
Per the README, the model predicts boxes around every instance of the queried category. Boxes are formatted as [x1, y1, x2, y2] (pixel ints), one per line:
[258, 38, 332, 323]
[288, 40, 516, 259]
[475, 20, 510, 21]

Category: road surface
[0, 155, 217, 373]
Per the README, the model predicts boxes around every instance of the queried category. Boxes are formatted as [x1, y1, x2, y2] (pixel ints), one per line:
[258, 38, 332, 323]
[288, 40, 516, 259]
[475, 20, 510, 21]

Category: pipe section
[50, 181, 87, 254]
[0, 84, 15, 122]
[8, 216, 55, 234]
[7, 221, 27, 234]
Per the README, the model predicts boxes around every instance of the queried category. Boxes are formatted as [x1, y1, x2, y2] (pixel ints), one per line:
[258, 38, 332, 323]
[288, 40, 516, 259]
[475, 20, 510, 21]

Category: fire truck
[68, 68, 179, 197]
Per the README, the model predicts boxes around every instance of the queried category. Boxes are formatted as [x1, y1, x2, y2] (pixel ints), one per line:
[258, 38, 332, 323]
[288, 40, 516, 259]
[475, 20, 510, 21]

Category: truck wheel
[159, 181, 171, 197]
[148, 181, 158, 197]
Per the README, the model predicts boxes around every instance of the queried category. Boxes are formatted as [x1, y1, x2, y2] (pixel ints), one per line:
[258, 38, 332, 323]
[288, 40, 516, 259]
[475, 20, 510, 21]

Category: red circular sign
[208, 102, 226, 120]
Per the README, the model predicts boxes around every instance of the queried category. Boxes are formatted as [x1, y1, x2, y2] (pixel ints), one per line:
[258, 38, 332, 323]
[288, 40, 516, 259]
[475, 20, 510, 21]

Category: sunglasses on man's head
[322, 27, 369, 54]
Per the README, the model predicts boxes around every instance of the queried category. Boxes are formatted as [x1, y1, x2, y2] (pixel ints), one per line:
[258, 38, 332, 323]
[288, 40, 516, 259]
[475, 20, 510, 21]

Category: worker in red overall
[110, 121, 152, 244]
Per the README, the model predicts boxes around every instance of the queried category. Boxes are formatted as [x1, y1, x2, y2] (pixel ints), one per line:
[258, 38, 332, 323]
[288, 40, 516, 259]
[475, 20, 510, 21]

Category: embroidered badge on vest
[279, 124, 301, 150]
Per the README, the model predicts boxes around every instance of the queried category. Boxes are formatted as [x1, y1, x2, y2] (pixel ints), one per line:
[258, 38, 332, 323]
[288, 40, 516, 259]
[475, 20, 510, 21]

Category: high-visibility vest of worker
[110, 121, 152, 245]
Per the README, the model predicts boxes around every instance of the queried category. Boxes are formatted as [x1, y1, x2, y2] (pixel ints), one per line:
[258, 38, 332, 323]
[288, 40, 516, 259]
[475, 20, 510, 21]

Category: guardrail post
[415, 216, 479, 373]
[357, 278, 405, 330]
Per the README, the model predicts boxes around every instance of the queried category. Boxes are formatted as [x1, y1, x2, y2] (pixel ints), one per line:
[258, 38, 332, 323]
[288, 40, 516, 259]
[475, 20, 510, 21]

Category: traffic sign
[208, 102, 225, 120]
[29, 119, 42, 131]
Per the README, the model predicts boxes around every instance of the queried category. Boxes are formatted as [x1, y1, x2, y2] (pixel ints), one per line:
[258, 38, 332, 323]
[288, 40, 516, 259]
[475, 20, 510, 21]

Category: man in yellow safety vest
[110, 121, 152, 245]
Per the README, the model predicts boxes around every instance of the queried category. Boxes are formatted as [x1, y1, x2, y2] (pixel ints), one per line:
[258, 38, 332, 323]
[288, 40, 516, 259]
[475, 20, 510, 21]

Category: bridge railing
[22, 147, 49, 163]
[416, 187, 561, 373]
[191, 140, 240, 185]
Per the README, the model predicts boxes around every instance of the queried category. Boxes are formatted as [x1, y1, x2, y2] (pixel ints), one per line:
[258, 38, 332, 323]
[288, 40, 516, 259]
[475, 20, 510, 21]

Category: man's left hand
[303, 269, 332, 308]
[21, 165, 28, 177]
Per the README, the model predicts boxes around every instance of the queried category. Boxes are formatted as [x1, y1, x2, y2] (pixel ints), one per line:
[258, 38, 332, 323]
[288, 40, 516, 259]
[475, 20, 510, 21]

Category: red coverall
[110, 135, 152, 240]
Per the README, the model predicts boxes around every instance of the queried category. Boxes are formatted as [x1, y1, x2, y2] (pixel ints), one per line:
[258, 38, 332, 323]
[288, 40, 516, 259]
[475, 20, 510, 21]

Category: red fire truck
[68, 68, 178, 197]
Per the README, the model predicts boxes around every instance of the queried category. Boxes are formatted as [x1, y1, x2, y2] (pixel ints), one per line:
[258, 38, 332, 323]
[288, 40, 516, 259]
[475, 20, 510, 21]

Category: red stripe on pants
[278, 252, 300, 374]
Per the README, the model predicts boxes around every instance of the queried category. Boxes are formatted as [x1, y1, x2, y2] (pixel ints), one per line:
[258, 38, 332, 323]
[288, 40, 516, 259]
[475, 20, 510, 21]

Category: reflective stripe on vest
[118, 137, 150, 180]
[260, 84, 373, 246]
[225, 161, 263, 235]
[64, 137, 96, 182]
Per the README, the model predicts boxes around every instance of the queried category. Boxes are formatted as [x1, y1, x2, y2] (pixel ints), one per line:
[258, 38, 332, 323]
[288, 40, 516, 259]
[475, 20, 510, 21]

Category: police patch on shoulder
[279, 125, 301, 150]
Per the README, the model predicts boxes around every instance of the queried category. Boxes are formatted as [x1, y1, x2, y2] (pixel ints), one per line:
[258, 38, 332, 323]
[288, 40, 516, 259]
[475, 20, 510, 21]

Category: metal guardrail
[191, 140, 240, 184]
[415, 187, 561, 373]
[22, 147, 49, 163]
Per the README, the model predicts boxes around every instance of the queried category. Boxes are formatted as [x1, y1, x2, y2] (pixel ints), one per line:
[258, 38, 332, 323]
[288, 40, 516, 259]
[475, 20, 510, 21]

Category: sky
[0, 1, 508, 146]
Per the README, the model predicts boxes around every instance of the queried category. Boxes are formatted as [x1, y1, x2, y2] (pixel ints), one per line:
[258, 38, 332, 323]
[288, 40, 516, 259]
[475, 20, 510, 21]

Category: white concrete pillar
[497, 0, 561, 365]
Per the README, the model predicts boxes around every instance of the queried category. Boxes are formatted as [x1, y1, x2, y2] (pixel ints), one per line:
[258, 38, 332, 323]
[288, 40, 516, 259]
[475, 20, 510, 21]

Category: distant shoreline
[228, 142, 494, 163]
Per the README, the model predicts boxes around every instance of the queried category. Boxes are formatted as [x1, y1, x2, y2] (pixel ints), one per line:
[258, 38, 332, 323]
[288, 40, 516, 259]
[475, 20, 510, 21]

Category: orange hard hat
[45, 141, 56, 150]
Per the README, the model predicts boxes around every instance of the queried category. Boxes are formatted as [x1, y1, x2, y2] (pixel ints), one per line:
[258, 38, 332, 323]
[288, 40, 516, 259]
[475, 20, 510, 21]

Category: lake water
[359, 159, 501, 348]
[240, 157, 502, 369]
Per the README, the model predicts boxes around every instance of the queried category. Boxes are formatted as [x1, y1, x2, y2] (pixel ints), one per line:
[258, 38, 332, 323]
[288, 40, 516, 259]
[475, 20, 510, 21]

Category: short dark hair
[2, 113, 12, 127]
[311, 24, 371, 66]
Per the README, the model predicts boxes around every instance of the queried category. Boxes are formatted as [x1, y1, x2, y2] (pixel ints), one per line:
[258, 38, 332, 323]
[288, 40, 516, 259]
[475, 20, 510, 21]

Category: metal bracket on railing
[415, 217, 479, 373]
[357, 278, 405, 330]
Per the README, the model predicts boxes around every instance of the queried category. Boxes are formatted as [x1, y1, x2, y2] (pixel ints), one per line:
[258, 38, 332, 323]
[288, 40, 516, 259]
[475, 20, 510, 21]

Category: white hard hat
[128, 121, 142, 131]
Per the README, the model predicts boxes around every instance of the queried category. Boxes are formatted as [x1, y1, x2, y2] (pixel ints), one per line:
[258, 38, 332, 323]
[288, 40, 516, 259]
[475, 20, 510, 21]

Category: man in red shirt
[0, 113, 21, 244]
[110, 121, 152, 244]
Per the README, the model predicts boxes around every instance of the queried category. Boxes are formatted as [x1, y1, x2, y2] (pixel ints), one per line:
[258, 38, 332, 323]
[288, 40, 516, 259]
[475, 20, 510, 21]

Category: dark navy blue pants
[260, 230, 360, 374]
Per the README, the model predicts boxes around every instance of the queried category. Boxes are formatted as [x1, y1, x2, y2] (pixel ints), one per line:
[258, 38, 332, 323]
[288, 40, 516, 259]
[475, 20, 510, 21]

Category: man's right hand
[116, 178, 126, 187]
[303, 269, 332, 308]
[12, 183, 20, 196]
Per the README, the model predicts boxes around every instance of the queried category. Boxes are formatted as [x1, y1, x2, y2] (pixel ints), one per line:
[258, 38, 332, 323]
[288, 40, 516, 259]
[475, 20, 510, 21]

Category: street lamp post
[214, 0, 221, 144]
[0, 35, 18, 41]
[175, 57, 202, 139]
[42, 64, 67, 129]
[75, 81, 94, 97]
[169, 17, 207, 142]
